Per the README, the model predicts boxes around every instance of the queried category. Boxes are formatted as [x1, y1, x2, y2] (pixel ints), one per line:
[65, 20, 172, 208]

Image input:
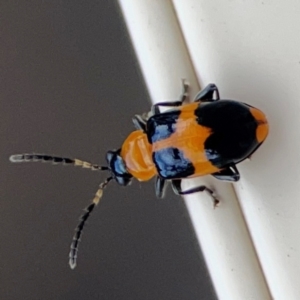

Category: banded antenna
[69, 176, 112, 269]
[9, 153, 109, 171]
[9, 153, 113, 269]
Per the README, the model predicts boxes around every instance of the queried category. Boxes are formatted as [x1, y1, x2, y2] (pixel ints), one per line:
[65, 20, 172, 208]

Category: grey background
[1, 1, 216, 299]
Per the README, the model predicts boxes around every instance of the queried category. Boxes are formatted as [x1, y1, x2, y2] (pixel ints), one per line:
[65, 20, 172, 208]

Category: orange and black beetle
[10, 81, 269, 268]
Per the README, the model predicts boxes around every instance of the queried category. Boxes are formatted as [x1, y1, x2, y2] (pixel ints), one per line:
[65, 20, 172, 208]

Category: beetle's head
[106, 149, 133, 186]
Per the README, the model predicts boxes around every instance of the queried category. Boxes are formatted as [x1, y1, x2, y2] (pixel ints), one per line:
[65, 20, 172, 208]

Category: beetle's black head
[106, 149, 132, 186]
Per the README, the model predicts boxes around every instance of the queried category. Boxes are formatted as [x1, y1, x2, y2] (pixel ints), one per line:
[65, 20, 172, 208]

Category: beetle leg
[179, 78, 190, 103]
[151, 79, 190, 115]
[212, 165, 240, 182]
[132, 115, 147, 132]
[151, 100, 183, 115]
[194, 83, 220, 102]
[171, 179, 219, 208]
[155, 176, 167, 198]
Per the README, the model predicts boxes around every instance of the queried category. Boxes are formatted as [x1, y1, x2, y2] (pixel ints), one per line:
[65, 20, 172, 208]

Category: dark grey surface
[1, 1, 216, 299]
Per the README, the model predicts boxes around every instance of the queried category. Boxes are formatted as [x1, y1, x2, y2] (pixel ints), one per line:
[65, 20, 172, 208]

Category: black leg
[151, 79, 189, 115]
[132, 115, 147, 132]
[171, 179, 219, 208]
[155, 176, 166, 198]
[151, 100, 183, 115]
[212, 165, 240, 182]
[137, 101, 181, 120]
[194, 83, 220, 102]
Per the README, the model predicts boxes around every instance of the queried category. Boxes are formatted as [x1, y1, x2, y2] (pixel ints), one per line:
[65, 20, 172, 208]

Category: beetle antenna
[69, 176, 113, 269]
[9, 153, 109, 171]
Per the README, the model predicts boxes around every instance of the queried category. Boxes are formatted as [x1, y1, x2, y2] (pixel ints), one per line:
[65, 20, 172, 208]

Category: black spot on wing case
[153, 147, 195, 179]
[147, 109, 196, 179]
[147, 110, 180, 144]
[195, 100, 258, 168]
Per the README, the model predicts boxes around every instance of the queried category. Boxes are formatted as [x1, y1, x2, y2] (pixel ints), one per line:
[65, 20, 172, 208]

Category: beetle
[9, 80, 269, 269]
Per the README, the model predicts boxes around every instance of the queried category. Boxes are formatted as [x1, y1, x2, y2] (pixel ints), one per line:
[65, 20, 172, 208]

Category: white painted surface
[118, 1, 275, 299]
[171, 1, 300, 299]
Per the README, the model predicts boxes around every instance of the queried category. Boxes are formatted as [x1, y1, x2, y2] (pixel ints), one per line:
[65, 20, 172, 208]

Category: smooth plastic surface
[173, 1, 300, 299]
[119, 1, 272, 299]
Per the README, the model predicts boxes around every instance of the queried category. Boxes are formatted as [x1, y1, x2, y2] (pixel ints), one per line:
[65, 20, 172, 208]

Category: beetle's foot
[180, 78, 190, 103]
[181, 78, 189, 93]
[211, 193, 220, 209]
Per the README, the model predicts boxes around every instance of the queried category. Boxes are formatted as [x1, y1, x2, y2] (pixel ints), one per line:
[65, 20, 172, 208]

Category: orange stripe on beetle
[152, 102, 220, 177]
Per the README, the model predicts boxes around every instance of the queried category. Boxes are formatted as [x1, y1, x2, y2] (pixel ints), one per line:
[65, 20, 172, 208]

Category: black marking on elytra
[195, 100, 258, 168]
[147, 110, 180, 144]
[153, 147, 195, 179]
